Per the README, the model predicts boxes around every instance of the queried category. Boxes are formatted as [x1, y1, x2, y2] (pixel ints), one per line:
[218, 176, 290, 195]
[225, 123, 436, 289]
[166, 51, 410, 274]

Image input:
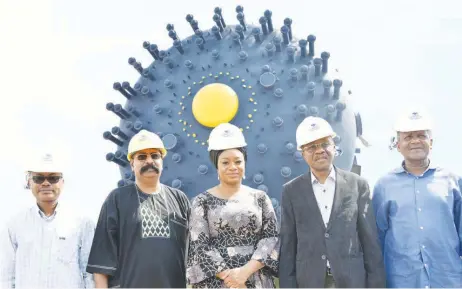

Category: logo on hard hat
[42, 154, 53, 163]
[222, 129, 233, 137]
[409, 112, 422, 120]
[309, 123, 320, 131]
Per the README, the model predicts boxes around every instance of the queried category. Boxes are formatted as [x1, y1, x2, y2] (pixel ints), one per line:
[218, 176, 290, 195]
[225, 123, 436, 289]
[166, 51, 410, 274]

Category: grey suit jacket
[278, 167, 386, 288]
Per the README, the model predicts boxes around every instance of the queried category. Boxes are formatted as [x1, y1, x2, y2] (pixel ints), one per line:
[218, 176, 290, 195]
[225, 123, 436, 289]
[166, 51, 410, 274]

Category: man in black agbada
[86, 130, 191, 288]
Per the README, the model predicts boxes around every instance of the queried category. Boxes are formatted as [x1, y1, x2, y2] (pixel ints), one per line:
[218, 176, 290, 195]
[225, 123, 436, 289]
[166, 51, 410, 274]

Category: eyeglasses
[31, 175, 62, 184]
[302, 142, 334, 153]
[136, 153, 162, 161]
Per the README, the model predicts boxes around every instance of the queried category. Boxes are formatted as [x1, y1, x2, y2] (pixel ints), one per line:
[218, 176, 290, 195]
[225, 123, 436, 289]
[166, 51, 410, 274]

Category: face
[131, 148, 163, 182]
[397, 130, 432, 161]
[217, 149, 245, 185]
[301, 136, 336, 172]
[29, 172, 64, 204]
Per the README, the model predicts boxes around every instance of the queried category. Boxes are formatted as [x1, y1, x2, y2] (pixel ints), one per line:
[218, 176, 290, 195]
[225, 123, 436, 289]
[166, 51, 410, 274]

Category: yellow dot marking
[241, 79, 245, 82]
[192, 133, 197, 138]
[183, 95, 186, 98]
[226, 72, 230, 75]
[202, 76, 206, 80]
[187, 134, 191, 137]
[182, 106, 185, 110]
[230, 77, 235, 80]
[183, 128, 186, 131]
[179, 102, 183, 105]
[191, 83, 239, 128]
[188, 92, 191, 96]
[219, 72, 223, 75]
[246, 126, 250, 129]
[252, 92, 256, 96]
[242, 85, 247, 88]
[179, 119, 182, 122]
[178, 112, 182, 115]
[193, 82, 196, 85]
[254, 109, 257, 112]
[248, 114, 252, 118]
[254, 102, 257, 105]
[236, 76, 240, 79]
[183, 121, 187, 125]
[249, 98, 254, 102]
[239, 128, 243, 131]
[189, 125, 192, 128]
[209, 73, 213, 77]
[188, 87, 191, 90]
[202, 142, 205, 145]
[250, 120, 254, 123]
[195, 140, 199, 143]
[215, 76, 218, 79]
[248, 86, 252, 89]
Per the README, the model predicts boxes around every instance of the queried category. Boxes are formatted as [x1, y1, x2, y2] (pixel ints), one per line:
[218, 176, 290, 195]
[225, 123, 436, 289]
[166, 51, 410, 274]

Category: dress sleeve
[86, 192, 119, 276]
[251, 192, 279, 276]
[186, 195, 228, 285]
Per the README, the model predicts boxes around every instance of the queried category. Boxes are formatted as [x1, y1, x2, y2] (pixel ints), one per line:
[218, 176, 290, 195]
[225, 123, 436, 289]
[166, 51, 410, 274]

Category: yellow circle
[192, 83, 239, 128]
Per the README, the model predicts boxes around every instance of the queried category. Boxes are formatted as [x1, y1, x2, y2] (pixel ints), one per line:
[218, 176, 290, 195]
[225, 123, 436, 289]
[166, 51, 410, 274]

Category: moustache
[140, 164, 160, 174]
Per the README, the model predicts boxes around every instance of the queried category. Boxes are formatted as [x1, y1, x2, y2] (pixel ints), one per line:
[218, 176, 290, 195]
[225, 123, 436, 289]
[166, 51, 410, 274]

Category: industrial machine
[103, 6, 365, 216]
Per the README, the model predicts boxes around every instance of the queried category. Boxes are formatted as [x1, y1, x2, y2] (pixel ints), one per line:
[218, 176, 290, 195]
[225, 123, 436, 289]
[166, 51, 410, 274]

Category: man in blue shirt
[372, 108, 462, 287]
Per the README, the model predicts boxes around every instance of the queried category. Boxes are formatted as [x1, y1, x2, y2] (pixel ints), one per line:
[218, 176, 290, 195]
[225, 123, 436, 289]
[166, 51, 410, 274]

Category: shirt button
[422, 245, 425, 249]
[321, 255, 326, 260]
[325, 233, 330, 238]
[424, 263, 428, 267]
[420, 226, 424, 230]
[418, 208, 422, 211]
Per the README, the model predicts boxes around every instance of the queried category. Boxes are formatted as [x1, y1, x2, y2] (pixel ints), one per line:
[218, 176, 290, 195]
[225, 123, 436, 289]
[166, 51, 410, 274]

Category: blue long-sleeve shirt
[372, 163, 462, 288]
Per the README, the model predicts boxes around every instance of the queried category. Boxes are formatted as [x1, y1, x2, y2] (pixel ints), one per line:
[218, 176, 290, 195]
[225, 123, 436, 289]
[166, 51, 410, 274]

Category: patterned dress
[186, 189, 279, 288]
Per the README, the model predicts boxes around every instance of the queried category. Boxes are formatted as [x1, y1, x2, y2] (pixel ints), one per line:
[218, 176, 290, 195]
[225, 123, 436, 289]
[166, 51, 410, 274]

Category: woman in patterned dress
[186, 123, 279, 288]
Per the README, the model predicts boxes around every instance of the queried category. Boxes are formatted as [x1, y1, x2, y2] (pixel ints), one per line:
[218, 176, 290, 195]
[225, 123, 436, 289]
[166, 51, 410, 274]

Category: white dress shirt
[311, 168, 336, 268]
[0, 203, 95, 288]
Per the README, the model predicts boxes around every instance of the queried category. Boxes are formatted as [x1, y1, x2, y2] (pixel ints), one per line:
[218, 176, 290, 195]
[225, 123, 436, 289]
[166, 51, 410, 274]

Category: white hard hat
[207, 123, 247, 151]
[394, 108, 433, 132]
[127, 129, 167, 161]
[27, 153, 64, 173]
[296, 116, 336, 150]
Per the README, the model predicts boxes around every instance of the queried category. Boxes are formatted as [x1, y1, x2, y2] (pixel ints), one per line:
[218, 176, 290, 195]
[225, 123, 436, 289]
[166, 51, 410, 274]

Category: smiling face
[217, 149, 245, 186]
[29, 172, 64, 204]
[130, 148, 163, 183]
[301, 136, 336, 172]
[397, 130, 432, 161]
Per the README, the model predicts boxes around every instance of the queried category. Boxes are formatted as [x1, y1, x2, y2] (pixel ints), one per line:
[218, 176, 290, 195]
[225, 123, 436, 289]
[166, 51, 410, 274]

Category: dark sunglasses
[136, 153, 162, 161]
[32, 175, 62, 184]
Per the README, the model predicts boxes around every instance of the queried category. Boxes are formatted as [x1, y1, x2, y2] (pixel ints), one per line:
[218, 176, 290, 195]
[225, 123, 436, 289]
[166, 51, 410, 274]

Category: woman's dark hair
[209, 147, 247, 169]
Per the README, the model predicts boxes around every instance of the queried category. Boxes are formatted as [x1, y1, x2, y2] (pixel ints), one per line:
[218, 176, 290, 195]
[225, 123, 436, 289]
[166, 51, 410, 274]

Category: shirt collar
[311, 166, 336, 185]
[391, 160, 437, 175]
[36, 202, 60, 219]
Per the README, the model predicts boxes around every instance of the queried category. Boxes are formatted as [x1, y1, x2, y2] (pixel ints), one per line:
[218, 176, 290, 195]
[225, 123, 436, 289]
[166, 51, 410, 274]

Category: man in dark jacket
[279, 116, 386, 288]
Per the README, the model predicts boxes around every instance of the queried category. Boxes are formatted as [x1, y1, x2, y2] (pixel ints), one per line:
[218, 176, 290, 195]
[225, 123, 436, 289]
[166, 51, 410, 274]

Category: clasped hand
[217, 267, 249, 288]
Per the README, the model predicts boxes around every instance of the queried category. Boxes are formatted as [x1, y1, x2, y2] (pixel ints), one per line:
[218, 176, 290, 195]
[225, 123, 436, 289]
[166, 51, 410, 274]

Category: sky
[1, 0, 461, 227]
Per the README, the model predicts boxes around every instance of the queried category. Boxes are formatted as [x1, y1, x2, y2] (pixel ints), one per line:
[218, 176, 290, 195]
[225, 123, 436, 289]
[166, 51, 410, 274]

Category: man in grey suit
[279, 116, 386, 288]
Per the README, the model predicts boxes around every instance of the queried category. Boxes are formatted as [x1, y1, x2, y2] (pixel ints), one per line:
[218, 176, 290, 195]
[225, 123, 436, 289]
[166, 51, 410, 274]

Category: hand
[224, 267, 250, 288]
[216, 269, 230, 280]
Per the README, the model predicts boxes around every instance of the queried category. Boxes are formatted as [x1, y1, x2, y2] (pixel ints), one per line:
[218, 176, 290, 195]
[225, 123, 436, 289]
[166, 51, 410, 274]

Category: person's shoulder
[282, 173, 308, 190]
[4, 207, 35, 231]
[161, 184, 189, 201]
[247, 186, 270, 199]
[434, 166, 461, 178]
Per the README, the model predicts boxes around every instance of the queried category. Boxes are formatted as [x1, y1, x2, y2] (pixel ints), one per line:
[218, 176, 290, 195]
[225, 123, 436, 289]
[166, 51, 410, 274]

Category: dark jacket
[278, 167, 386, 288]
